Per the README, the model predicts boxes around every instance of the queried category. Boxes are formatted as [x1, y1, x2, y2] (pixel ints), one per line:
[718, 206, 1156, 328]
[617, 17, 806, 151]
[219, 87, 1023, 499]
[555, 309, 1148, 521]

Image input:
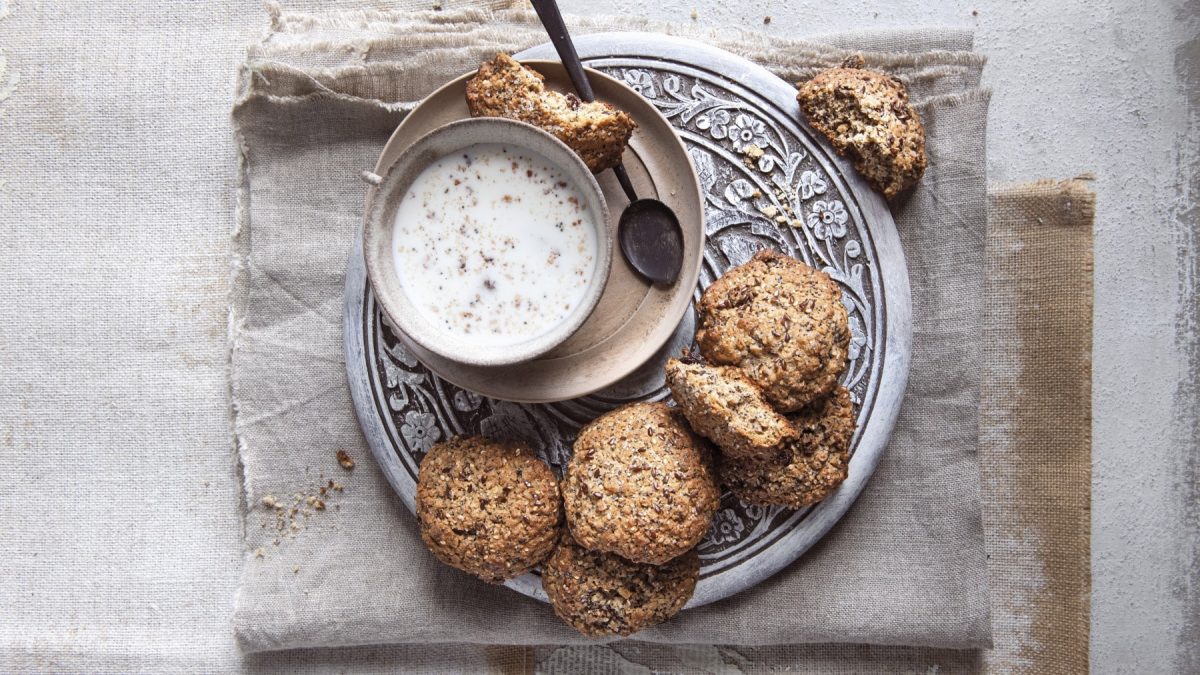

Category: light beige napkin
[230, 5, 993, 652]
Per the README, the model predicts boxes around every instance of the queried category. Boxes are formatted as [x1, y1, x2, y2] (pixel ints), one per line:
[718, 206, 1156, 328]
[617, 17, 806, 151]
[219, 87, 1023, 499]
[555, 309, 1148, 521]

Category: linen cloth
[230, 5, 993, 651]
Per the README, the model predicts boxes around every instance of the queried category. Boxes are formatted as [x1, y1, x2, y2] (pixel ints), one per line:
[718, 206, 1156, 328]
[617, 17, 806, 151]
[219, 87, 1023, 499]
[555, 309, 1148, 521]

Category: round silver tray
[345, 34, 912, 608]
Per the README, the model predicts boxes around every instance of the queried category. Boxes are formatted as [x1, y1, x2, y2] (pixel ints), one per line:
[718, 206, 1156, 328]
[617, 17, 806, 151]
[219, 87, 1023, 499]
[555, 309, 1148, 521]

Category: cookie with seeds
[696, 249, 850, 413]
[563, 402, 719, 565]
[416, 435, 561, 584]
[796, 55, 927, 199]
[720, 386, 855, 508]
[665, 358, 797, 459]
[465, 53, 637, 173]
[541, 533, 699, 637]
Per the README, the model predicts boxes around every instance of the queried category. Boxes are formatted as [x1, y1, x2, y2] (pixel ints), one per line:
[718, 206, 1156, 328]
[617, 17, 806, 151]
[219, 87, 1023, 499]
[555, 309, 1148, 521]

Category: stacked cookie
[414, 403, 718, 637]
[668, 249, 855, 509]
[550, 402, 718, 636]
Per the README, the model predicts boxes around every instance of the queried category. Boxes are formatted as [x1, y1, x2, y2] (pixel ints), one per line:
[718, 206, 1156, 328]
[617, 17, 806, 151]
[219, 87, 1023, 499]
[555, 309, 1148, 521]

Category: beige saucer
[364, 61, 704, 402]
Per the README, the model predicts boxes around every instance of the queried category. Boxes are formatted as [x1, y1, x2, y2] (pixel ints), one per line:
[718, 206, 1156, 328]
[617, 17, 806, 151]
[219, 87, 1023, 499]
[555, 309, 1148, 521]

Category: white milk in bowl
[391, 143, 600, 348]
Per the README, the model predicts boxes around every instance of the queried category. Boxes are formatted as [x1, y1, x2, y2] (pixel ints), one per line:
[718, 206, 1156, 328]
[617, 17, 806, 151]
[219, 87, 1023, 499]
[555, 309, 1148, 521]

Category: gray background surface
[0, 0, 1195, 672]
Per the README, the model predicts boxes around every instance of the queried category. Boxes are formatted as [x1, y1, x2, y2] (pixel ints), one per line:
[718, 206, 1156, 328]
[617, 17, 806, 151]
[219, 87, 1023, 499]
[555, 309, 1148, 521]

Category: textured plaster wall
[555, 0, 1199, 671]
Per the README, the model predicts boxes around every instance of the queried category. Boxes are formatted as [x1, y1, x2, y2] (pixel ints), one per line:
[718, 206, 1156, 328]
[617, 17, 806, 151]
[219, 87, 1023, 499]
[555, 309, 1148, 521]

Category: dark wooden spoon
[530, 0, 685, 286]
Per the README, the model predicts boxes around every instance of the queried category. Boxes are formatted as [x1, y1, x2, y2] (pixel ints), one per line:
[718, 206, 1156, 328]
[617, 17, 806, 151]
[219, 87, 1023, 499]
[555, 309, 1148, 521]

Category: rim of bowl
[363, 117, 612, 367]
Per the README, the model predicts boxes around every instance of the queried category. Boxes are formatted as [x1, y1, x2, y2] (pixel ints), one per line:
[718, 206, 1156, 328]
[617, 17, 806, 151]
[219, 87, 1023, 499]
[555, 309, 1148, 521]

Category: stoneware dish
[362, 117, 612, 367]
[356, 61, 704, 403]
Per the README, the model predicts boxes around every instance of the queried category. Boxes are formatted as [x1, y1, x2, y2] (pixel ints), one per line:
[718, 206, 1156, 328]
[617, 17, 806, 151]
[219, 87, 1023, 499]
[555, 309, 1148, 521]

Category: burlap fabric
[978, 179, 1093, 672]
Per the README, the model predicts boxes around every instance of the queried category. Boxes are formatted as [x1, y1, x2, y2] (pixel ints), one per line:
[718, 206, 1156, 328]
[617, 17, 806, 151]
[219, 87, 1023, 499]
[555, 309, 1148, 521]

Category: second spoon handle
[529, 0, 639, 203]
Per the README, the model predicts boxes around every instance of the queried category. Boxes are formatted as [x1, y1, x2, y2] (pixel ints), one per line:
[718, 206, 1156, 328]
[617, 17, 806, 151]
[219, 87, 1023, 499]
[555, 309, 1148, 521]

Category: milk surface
[392, 143, 599, 347]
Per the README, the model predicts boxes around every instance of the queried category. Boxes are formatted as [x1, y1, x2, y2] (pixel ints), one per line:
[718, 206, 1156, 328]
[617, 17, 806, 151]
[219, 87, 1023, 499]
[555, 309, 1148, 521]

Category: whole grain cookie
[465, 53, 637, 173]
[665, 358, 796, 459]
[719, 386, 855, 508]
[696, 249, 850, 412]
[563, 402, 719, 565]
[796, 55, 927, 199]
[541, 533, 699, 637]
[416, 435, 561, 583]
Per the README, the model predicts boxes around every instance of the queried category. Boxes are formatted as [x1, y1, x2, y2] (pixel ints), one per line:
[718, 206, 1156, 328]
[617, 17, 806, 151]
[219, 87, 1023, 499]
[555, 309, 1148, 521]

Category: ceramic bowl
[363, 117, 612, 367]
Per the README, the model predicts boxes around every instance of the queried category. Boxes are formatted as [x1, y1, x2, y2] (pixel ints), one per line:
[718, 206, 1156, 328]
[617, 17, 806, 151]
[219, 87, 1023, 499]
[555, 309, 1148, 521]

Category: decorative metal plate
[345, 34, 912, 607]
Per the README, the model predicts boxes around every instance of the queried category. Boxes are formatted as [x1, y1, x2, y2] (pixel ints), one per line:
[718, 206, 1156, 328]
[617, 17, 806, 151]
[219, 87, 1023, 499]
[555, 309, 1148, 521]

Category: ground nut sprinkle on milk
[392, 143, 599, 346]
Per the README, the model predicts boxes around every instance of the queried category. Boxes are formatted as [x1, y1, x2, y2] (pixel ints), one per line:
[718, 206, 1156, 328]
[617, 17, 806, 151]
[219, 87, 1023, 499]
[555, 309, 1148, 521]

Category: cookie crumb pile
[256, 475, 347, 550]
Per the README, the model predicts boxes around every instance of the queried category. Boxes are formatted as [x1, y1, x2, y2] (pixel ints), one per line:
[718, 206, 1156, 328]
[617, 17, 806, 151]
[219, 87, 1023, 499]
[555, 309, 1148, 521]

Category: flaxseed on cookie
[563, 402, 719, 565]
[416, 435, 561, 584]
[665, 358, 797, 459]
[796, 55, 927, 199]
[541, 533, 699, 637]
[695, 249, 850, 413]
[719, 386, 855, 508]
[465, 53, 637, 173]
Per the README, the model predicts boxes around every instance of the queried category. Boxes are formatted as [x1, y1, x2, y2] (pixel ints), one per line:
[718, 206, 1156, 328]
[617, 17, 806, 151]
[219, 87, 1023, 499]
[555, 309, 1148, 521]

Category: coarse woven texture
[979, 178, 1094, 672]
[230, 5, 995, 652]
[0, 2, 257, 671]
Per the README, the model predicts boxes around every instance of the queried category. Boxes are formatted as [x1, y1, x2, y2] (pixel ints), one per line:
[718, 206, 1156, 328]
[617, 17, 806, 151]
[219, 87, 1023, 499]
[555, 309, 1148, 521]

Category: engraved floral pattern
[708, 508, 746, 545]
[798, 170, 828, 200]
[400, 410, 441, 454]
[728, 113, 768, 151]
[807, 199, 849, 240]
[847, 315, 868, 361]
[695, 109, 731, 139]
[622, 69, 656, 98]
